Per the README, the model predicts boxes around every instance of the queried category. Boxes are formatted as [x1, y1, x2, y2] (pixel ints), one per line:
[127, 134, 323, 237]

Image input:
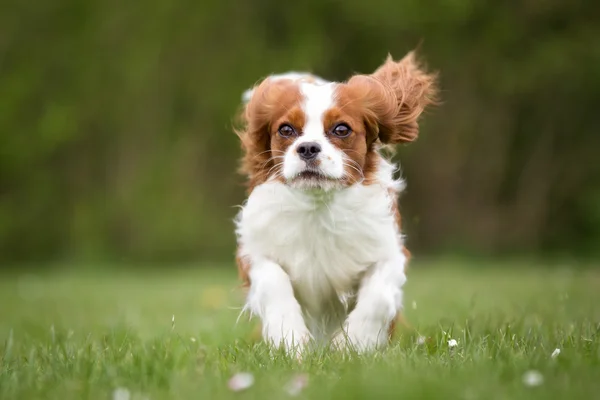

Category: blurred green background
[1, 0, 599, 265]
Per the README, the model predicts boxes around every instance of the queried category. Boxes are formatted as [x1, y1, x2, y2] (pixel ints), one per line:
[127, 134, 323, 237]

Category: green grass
[1, 260, 599, 399]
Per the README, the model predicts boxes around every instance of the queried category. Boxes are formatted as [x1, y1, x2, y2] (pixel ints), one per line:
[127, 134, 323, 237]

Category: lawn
[1, 259, 599, 399]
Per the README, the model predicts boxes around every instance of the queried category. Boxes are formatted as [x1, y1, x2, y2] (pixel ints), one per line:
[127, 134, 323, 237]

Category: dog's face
[237, 52, 438, 191]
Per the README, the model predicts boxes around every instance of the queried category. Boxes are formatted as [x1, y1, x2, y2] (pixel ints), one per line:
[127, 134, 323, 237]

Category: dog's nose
[296, 142, 321, 160]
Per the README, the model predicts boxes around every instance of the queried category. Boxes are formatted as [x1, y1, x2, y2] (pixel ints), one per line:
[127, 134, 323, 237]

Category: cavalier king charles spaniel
[234, 51, 438, 357]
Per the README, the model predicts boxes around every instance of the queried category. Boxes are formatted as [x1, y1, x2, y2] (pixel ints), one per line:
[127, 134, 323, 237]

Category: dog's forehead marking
[299, 82, 336, 140]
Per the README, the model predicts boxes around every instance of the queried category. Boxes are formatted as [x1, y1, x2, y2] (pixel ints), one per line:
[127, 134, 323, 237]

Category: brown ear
[340, 74, 398, 145]
[371, 51, 439, 144]
[235, 78, 301, 190]
[241, 78, 298, 133]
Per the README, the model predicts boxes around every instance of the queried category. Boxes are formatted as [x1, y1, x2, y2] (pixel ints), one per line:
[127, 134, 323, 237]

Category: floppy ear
[340, 74, 399, 145]
[236, 78, 280, 184]
[235, 78, 301, 189]
[370, 51, 439, 144]
[241, 78, 294, 132]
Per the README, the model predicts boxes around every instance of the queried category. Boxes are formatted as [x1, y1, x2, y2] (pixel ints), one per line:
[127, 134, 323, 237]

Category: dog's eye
[278, 124, 297, 138]
[331, 123, 352, 138]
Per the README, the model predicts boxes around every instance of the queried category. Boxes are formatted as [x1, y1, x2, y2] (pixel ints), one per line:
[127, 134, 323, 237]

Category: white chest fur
[236, 180, 403, 337]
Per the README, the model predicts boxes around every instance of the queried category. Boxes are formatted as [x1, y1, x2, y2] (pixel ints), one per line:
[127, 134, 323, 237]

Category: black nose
[296, 142, 321, 160]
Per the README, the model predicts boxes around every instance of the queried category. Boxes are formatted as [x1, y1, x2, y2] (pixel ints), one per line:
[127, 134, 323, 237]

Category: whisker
[342, 148, 372, 157]
[266, 163, 284, 178]
[342, 158, 365, 176]
[258, 155, 286, 170]
[341, 160, 365, 185]
[254, 149, 286, 158]
[343, 171, 362, 186]
[343, 156, 363, 168]
[347, 165, 364, 179]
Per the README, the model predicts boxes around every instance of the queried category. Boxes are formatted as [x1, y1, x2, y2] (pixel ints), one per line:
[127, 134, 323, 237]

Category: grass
[1, 259, 599, 399]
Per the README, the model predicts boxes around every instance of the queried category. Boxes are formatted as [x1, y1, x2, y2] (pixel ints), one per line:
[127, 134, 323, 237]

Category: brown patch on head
[322, 104, 372, 185]
[332, 50, 438, 147]
[329, 76, 395, 184]
[270, 105, 305, 172]
[236, 79, 304, 192]
[318, 50, 438, 185]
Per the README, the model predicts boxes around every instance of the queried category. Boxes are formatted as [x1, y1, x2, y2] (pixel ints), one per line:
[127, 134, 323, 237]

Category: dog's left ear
[370, 51, 439, 144]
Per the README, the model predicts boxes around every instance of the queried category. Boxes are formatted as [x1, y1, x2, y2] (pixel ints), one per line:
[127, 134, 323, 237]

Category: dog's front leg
[245, 256, 311, 357]
[333, 253, 407, 353]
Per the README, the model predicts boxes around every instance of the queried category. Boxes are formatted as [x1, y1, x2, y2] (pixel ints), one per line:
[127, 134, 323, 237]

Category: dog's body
[234, 52, 437, 356]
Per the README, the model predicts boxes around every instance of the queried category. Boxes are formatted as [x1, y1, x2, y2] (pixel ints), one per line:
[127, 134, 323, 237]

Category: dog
[234, 51, 438, 357]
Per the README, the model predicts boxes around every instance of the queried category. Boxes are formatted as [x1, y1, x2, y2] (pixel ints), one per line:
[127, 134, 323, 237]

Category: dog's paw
[264, 319, 311, 360]
[332, 317, 387, 353]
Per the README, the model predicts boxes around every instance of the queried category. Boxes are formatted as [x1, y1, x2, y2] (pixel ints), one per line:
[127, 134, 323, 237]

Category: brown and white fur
[234, 52, 438, 357]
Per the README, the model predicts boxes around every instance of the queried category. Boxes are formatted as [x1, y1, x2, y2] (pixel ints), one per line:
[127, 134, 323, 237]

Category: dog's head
[236, 52, 438, 191]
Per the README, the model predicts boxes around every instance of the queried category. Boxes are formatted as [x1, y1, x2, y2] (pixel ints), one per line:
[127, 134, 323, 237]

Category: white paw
[264, 318, 311, 359]
[332, 317, 388, 353]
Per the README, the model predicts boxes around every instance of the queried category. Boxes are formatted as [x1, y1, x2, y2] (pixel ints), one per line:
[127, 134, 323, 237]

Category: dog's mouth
[292, 170, 335, 181]
[288, 169, 342, 191]
[297, 170, 328, 179]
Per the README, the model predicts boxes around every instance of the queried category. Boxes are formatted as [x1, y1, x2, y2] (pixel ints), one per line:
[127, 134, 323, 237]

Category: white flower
[448, 339, 458, 348]
[522, 370, 544, 387]
[416, 336, 426, 345]
[113, 388, 131, 400]
[285, 374, 309, 396]
[551, 348, 560, 358]
[228, 372, 255, 392]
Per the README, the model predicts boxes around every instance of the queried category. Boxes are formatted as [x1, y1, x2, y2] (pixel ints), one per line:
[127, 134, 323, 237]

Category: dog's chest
[237, 182, 398, 311]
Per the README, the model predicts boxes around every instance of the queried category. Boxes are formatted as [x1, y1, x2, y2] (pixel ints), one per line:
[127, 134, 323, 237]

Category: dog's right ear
[236, 78, 281, 160]
[370, 51, 439, 144]
[235, 78, 302, 189]
[240, 78, 301, 135]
